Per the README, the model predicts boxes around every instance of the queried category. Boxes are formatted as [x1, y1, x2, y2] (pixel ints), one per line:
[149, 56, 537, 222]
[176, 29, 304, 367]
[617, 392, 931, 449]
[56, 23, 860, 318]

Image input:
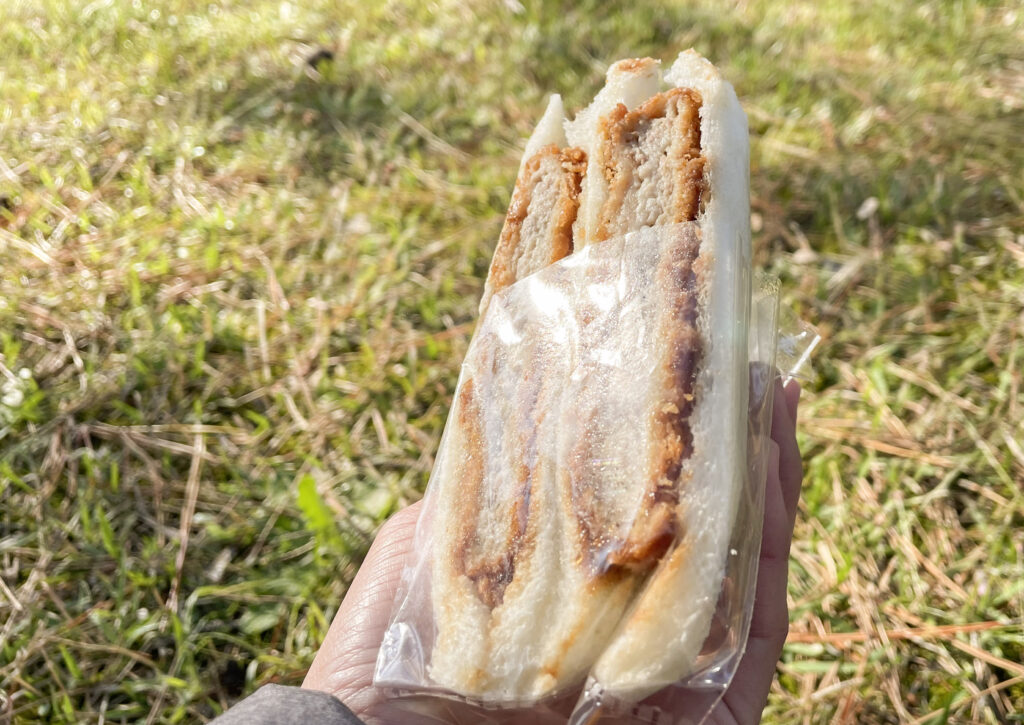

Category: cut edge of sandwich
[478, 94, 586, 318]
[590, 48, 751, 699]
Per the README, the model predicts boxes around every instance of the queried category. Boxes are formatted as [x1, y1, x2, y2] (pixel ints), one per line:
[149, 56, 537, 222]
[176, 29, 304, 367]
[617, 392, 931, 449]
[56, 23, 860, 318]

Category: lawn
[1, 0, 1022, 722]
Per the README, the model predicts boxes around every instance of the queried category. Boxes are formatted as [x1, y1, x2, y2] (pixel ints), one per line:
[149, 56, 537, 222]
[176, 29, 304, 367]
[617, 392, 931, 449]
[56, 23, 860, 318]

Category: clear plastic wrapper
[374, 224, 818, 724]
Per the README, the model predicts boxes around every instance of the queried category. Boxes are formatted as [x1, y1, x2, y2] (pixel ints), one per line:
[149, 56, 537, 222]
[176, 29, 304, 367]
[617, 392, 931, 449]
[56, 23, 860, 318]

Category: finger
[383, 498, 425, 530]
[758, 441, 791, 565]
[771, 380, 803, 525]
[721, 443, 789, 722]
[338, 499, 423, 621]
[350, 500, 424, 613]
[783, 378, 801, 421]
[303, 501, 423, 698]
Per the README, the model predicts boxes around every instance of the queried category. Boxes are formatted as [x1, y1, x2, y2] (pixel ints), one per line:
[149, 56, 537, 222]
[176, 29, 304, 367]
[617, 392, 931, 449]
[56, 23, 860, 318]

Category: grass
[0, 0, 1021, 722]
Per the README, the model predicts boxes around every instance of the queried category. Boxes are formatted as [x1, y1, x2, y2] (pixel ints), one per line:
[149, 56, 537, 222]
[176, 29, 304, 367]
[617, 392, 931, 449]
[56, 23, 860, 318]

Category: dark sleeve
[210, 684, 366, 725]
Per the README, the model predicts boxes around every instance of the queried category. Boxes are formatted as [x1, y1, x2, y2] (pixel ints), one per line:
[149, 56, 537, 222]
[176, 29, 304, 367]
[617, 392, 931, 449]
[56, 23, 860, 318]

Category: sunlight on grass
[1, 0, 1022, 721]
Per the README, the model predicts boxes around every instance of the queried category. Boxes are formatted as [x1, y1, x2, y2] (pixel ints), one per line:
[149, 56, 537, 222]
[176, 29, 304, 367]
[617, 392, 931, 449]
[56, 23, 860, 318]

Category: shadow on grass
[175, 1, 765, 182]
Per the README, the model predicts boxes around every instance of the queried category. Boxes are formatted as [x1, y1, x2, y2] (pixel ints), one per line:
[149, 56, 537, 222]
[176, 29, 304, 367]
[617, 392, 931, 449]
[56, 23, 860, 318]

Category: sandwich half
[427, 50, 750, 703]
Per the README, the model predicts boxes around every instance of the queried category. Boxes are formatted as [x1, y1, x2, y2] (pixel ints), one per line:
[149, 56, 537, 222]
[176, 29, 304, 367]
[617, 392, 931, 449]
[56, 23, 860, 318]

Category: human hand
[705, 378, 802, 725]
[302, 498, 424, 723]
[303, 379, 802, 725]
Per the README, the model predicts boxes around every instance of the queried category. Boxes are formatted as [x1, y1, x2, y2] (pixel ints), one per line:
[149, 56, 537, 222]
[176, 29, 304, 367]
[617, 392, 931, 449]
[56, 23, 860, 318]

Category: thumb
[303, 500, 423, 700]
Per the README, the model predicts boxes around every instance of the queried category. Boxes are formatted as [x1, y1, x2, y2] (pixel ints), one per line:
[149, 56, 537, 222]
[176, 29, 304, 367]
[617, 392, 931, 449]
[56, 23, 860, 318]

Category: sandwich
[426, 50, 750, 704]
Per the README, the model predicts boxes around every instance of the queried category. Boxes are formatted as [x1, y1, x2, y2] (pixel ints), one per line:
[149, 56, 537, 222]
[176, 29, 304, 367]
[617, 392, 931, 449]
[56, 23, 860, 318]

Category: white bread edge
[591, 49, 752, 698]
[522, 94, 568, 167]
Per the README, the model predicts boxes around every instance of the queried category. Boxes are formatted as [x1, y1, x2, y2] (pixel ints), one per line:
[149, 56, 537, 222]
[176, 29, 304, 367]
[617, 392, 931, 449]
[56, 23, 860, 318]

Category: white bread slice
[590, 49, 751, 699]
[431, 93, 587, 694]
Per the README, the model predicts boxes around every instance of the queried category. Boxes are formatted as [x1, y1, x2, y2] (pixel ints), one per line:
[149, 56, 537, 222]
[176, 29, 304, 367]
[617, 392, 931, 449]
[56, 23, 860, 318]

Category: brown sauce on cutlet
[590, 89, 706, 574]
[568, 90, 707, 574]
